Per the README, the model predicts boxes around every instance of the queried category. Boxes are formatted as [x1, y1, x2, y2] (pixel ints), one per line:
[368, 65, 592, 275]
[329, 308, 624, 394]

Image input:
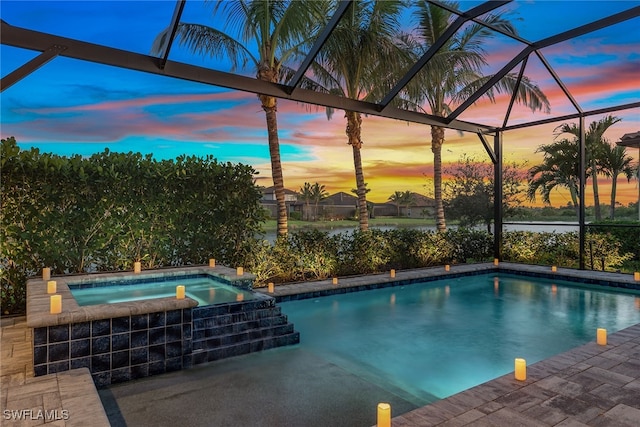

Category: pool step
[193, 332, 300, 364]
[192, 302, 299, 365]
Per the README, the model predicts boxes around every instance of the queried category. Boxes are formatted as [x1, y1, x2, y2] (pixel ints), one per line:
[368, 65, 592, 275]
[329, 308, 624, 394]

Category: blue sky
[1, 1, 639, 202]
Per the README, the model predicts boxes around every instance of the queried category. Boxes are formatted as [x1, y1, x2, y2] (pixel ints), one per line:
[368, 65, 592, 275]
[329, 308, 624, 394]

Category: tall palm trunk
[609, 176, 618, 220]
[346, 111, 368, 231]
[431, 125, 446, 231]
[569, 184, 580, 217]
[258, 65, 287, 236]
[590, 159, 602, 221]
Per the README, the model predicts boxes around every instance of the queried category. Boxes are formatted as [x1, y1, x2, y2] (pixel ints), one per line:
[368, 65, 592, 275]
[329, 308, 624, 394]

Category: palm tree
[599, 143, 635, 219]
[527, 138, 581, 215]
[406, 1, 550, 231]
[310, 182, 328, 221]
[152, 1, 323, 236]
[555, 115, 621, 221]
[310, 1, 410, 231]
[298, 182, 314, 221]
[388, 191, 404, 217]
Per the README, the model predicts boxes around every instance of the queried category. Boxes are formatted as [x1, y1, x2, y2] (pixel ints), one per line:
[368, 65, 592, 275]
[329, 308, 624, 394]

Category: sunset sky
[2, 1, 639, 205]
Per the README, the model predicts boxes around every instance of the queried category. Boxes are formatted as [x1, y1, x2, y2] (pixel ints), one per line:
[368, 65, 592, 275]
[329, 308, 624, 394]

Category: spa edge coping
[26, 265, 255, 328]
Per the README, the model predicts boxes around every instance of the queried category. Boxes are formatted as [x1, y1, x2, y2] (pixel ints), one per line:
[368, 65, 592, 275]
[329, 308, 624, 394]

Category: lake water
[260, 222, 580, 243]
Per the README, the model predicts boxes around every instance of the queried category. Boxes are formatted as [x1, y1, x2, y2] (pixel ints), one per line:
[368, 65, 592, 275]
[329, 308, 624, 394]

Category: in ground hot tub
[26, 265, 299, 387]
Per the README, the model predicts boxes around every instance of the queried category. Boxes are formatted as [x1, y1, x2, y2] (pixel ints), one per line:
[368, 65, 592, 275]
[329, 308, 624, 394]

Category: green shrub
[335, 230, 391, 275]
[584, 232, 634, 271]
[1, 137, 265, 314]
[588, 221, 640, 261]
[444, 228, 492, 263]
[502, 231, 580, 267]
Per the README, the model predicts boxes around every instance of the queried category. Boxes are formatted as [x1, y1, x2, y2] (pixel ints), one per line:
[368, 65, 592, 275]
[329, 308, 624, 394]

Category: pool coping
[26, 265, 255, 328]
[255, 262, 640, 301]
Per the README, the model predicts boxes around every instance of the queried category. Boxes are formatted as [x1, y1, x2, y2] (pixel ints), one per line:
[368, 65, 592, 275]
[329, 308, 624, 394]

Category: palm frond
[162, 23, 257, 71]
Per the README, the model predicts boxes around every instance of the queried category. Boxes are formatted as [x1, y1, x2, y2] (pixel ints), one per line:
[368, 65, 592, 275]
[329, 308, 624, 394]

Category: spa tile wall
[33, 309, 192, 388]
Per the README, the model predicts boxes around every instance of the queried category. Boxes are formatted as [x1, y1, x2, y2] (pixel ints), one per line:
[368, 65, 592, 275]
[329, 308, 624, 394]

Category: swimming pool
[282, 272, 640, 405]
[70, 275, 256, 306]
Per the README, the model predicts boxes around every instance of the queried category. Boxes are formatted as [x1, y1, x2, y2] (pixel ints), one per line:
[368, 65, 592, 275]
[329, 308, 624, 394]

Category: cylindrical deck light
[176, 285, 185, 299]
[377, 403, 391, 427]
[236, 267, 244, 276]
[514, 358, 526, 381]
[332, 277, 338, 285]
[268, 282, 275, 293]
[390, 269, 395, 278]
[209, 258, 216, 268]
[597, 328, 607, 346]
[551, 265, 557, 272]
[634, 272, 640, 281]
[445, 264, 450, 272]
[50, 295, 62, 314]
[494, 258, 499, 266]
[42, 267, 51, 281]
[47, 280, 57, 294]
[134, 261, 141, 274]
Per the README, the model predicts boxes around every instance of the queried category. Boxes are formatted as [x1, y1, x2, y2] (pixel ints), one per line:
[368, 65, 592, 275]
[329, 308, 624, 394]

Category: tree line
[154, 0, 549, 237]
[443, 115, 637, 230]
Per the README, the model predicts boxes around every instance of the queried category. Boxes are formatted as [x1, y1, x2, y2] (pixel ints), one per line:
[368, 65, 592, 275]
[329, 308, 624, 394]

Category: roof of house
[261, 186, 299, 196]
[321, 192, 358, 206]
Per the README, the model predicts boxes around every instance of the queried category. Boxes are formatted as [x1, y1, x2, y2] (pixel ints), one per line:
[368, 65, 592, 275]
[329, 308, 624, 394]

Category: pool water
[70, 276, 256, 306]
[283, 273, 640, 405]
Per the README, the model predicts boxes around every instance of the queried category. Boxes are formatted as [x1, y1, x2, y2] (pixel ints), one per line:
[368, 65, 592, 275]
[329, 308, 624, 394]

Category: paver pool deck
[1, 263, 639, 426]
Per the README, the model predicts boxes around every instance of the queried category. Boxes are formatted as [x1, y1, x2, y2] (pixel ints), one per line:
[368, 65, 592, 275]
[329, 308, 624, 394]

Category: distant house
[260, 188, 436, 220]
[317, 192, 359, 220]
[260, 186, 298, 218]
[375, 192, 436, 218]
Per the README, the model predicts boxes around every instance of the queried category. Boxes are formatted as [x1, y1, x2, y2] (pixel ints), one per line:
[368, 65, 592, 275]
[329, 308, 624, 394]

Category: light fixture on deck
[514, 358, 526, 381]
[47, 280, 57, 294]
[50, 295, 62, 314]
[377, 403, 391, 427]
[176, 285, 185, 299]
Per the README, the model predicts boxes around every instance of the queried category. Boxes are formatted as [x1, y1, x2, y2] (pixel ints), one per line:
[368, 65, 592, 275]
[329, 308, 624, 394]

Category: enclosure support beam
[494, 132, 503, 261]
[0, 44, 66, 92]
[579, 116, 586, 270]
[0, 21, 491, 134]
[156, 0, 186, 70]
[478, 132, 497, 165]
